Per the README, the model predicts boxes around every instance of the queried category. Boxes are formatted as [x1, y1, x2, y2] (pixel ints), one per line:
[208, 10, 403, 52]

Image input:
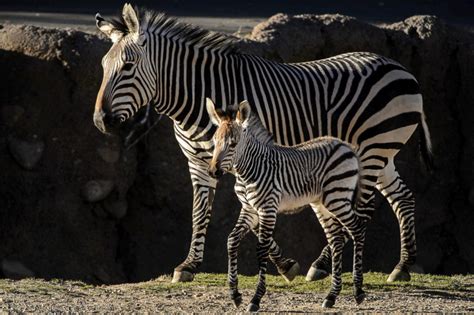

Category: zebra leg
[345, 218, 367, 305]
[376, 159, 415, 282]
[247, 208, 277, 312]
[172, 164, 218, 283]
[322, 228, 345, 308]
[307, 177, 377, 282]
[228, 210, 257, 308]
[235, 180, 299, 282]
[250, 227, 300, 282]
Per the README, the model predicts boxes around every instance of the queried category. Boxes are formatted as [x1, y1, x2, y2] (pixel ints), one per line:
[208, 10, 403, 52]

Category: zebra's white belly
[278, 193, 319, 215]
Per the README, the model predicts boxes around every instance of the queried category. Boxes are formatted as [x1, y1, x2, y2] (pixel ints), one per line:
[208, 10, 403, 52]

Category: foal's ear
[206, 98, 221, 126]
[96, 13, 124, 43]
[122, 3, 140, 34]
[237, 100, 251, 124]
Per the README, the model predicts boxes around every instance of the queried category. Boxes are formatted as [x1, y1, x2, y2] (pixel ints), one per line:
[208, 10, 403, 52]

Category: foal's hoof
[231, 292, 242, 308]
[247, 303, 260, 312]
[322, 298, 335, 308]
[305, 266, 330, 281]
[355, 291, 366, 305]
[171, 270, 194, 283]
[281, 262, 300, 283]
[387, 268, 410, 282]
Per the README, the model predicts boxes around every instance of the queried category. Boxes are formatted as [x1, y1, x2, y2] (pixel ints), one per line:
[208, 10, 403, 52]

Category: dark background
[0, 0, 473, 25]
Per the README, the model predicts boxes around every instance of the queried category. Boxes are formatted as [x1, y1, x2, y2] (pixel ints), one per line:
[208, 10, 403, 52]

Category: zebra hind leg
[306, 219, 351, 282]
[306, 244, 331, 281]
[346, 219, 367, 305]
[322, 230, 345, 308]
[377, 160, 416, 282]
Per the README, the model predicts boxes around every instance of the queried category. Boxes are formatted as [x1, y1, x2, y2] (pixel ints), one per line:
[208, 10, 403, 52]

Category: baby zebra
[206, 98, 369, 311]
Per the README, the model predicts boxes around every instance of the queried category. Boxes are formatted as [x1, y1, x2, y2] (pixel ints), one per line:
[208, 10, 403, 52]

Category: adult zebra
[93, 4, 433, 283]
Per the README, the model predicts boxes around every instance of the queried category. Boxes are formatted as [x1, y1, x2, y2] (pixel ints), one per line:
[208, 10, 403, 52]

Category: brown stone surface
[0, 14, 473, 283]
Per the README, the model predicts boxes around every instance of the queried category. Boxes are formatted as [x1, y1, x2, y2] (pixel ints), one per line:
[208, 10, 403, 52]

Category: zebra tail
[419, 111, 435, 173]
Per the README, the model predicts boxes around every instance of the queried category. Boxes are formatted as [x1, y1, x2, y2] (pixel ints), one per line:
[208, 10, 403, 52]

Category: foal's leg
[235, 181, 299, 282]
[311, 203, 346, 308]
[343, 217, 368, 304]
[247, 207, 277, 312]
[306, 190, 375, 281]
[227, 209, 257, 307]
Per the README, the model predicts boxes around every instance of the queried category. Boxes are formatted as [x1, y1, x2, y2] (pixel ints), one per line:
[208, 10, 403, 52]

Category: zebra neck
[234, 118, 275, 178]
[152, 36, 242, 139]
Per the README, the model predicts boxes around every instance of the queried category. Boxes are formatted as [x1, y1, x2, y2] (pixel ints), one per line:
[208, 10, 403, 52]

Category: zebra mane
[113, 7, 238, 54]
[244, 113, 274, 146]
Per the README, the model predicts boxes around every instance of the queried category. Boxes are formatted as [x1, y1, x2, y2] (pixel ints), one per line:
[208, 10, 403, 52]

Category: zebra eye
[122, 62, 134, 71]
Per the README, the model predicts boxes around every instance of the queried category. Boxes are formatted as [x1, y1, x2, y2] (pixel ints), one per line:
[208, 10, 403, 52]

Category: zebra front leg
[377, 160, 415, 282]
[172, 167, 218, 283]
[250, 227, 300, 282]
[227, 210, 257, 308]
[247, 208, 277, 312]
[236, 180, 299, 282]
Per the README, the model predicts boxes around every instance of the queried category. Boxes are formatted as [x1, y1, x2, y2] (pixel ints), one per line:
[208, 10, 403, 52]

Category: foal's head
[206, 98, 251, 178]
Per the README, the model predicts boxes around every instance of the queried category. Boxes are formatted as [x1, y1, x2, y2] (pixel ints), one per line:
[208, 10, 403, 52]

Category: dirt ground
[1, 275, 473, 313]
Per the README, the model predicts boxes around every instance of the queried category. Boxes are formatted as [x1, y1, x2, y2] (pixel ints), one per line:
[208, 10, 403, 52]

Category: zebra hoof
[281, 262, 300, 283]
[355, 292, 366, 305]
[246, 303, 260, 312]
[232, 292, 242, 308]
[171, 270, 194, 283]
[322, 298, 335, 308]
[387, 268, 410, 282]
[305, 266, 330, 281]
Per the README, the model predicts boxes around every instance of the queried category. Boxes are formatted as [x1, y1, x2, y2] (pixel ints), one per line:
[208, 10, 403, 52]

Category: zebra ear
[122, 3, 140, 34]
[96, 13, 124, 43]
[237, 100, 251, 124]
[206, 98, 221, 126]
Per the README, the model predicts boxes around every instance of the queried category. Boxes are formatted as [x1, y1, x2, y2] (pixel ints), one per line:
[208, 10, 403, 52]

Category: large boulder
[0, 14, 473, 282]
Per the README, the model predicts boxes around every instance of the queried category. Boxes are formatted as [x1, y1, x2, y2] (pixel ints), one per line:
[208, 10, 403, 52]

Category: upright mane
[112, 7, 238, 54]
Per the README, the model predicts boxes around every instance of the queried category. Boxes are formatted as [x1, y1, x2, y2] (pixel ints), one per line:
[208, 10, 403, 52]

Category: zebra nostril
[215, 169, 223, 178]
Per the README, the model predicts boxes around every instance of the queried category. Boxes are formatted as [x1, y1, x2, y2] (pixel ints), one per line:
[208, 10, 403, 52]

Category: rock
[2, 259, 35, 279]
[8, 135, 45, 170]
[1, 105, 24, 127]
[97, 146, 120, 164]
[81, 180, 114, 203]
[103, 198, 128, 220]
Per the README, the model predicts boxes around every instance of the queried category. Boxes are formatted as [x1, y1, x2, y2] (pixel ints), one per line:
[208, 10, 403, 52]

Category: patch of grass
[140, 272, 474, 295]
[1, 273, 472, 297]
[0, 278, 97, 295]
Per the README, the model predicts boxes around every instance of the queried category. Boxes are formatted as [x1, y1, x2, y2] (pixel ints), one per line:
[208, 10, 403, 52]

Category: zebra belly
[278, 194, 319, 215]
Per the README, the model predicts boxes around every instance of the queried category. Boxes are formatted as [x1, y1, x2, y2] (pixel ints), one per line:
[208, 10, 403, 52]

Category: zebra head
[94, 4, 155, 134]
[207, 98, 251, 178]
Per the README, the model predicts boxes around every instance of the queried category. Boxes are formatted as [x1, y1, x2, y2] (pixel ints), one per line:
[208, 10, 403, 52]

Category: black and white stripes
[207, 99, 368, 310]
[93, 5, 432, 283]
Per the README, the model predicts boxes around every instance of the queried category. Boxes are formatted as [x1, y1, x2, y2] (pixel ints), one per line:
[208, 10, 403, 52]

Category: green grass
[140, 272, 474, 295]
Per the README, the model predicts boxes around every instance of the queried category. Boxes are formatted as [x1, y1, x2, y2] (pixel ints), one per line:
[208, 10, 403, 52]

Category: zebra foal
[207, 98, 368, 311]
